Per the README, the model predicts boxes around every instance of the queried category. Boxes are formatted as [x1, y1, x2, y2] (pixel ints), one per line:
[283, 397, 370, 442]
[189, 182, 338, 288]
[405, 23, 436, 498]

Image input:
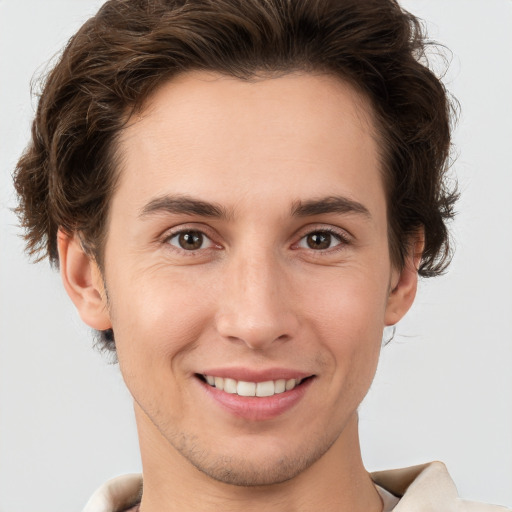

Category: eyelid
[160, 223, 222, 251]
[291, 225, 353, 251]
[167, 231, 215, 250]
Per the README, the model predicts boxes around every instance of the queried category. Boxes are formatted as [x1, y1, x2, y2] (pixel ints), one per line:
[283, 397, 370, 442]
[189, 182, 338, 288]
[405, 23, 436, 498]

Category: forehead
[114, 71, 384, 219]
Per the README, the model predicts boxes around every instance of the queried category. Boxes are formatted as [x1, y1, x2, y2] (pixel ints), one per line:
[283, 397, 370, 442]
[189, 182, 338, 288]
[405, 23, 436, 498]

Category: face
[68, 71, 416, 486]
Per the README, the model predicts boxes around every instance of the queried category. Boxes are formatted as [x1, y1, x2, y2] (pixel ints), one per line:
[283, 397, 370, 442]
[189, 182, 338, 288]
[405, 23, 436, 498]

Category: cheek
[300, 268, 388, 388]
[109, 271, 219, 425]
[300, 265, 390, 333]
[108, 268, 217, 372]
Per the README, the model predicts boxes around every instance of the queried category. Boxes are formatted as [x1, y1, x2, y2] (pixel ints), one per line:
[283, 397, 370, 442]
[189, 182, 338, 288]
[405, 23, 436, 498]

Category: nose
[215, 249, 299, 350]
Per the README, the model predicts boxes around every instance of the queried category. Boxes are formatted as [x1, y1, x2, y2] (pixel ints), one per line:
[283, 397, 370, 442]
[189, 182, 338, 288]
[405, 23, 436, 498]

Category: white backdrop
[1, 1, 511, 510]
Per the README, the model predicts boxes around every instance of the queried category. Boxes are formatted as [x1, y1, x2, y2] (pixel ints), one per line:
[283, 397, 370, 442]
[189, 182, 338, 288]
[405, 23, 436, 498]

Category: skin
[59, 71, 420, 512]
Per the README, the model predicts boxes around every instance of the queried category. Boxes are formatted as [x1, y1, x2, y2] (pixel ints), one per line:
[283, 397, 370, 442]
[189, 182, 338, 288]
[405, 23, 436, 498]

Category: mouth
[195, 368, 316, 420]
[197, 374, 313, 397]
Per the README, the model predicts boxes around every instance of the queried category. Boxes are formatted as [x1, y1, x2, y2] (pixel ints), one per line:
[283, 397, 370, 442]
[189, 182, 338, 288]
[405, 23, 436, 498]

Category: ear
[57, 229, 112, 331]
[384, 231, 424, 326]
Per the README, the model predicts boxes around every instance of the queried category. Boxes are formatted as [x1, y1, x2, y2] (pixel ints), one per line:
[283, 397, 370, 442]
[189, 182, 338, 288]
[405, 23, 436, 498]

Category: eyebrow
[140, 195, 230, 219]
[139, 194, 371, 221]
[291, 196, 371, 218]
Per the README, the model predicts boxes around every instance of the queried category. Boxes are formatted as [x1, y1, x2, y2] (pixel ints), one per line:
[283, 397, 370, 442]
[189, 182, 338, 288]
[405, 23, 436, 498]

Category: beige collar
[372, 461, 510, 511]
[372, 461, 457, 511]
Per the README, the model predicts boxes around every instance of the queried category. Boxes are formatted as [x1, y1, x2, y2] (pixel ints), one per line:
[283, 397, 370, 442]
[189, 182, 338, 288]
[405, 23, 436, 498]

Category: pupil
[307, 232, 330, 250]
[179, 231, 202, 250]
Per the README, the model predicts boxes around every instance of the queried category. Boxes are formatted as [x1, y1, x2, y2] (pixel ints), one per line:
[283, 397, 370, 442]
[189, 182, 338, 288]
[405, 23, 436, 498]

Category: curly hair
[14, 0, 458, 350]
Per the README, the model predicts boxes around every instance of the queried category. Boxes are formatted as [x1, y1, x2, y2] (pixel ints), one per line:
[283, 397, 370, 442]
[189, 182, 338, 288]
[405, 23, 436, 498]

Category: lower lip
[199, 377, 314, 421]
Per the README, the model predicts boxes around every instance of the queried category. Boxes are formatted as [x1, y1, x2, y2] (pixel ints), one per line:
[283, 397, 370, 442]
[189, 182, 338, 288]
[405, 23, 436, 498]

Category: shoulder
[371, 462, 511, 512]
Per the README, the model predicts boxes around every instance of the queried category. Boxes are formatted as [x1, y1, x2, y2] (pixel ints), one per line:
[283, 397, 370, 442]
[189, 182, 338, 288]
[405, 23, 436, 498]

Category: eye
[167, 230, 215, 251]
[297, 230, 344, 250]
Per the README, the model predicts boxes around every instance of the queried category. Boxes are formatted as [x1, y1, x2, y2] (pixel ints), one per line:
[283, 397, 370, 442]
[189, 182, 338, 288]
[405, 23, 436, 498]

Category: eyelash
[291, 228, 353, 260]
[162, 226, 220, 255]
[161, 226, 352, 255]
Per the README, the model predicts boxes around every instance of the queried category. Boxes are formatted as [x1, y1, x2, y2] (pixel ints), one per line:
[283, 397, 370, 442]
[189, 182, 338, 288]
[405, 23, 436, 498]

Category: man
[12, 0, 510, 511]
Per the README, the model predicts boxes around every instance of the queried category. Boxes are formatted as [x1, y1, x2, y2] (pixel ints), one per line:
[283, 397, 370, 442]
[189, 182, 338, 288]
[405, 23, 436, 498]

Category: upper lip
[198, 367, 313, 382]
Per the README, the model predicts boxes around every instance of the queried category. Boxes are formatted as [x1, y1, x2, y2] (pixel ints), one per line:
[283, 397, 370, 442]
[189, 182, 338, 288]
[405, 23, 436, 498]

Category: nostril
[215, 304, 299, 351]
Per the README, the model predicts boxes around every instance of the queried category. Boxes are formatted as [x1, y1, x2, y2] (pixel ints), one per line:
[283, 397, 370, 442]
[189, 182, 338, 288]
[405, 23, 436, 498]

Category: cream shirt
[82, 462, 511, 512]
[377, 485, 400, 511]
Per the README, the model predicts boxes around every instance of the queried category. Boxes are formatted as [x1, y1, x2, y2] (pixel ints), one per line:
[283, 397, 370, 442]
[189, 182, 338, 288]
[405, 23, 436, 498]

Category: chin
[172, 430, 338, 487]
[190, 455, 311, 487]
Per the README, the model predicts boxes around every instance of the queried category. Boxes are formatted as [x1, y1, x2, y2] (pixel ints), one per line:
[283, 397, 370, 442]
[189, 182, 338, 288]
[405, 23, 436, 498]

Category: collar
[371, 461, 510, 511]
[372, 461, 458, 511]
[83, 473, 142, 512]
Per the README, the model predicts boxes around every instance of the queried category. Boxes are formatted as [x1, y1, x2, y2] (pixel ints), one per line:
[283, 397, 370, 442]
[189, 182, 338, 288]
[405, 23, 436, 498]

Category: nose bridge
[215, 243, 297, 349]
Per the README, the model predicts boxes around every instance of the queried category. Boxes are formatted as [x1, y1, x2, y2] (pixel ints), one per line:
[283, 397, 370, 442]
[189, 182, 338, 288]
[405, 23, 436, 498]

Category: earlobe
[384, 233, 424, 326]
[57, 230, 112, 331]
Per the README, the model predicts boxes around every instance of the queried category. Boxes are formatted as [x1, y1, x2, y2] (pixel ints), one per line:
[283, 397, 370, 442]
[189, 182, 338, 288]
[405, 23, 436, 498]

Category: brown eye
[307, 232, 331, 249]
[298, 231, 343, 250]
[168, 230, 211, 251]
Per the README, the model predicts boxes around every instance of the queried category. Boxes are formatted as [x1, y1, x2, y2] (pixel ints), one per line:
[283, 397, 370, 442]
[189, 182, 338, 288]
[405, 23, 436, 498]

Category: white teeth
[274, 379, 286, 394]
[214, 376, 224, 391]
[224, 378, 237, 394]
[203, 375, 305, 396]
[285, 378, 296, 391]
[256, 380, 275, 397]
[237, 380, 257, 396]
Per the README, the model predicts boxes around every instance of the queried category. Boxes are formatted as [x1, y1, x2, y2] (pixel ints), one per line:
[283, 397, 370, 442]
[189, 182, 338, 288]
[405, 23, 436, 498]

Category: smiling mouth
[198, 374, 313, 397]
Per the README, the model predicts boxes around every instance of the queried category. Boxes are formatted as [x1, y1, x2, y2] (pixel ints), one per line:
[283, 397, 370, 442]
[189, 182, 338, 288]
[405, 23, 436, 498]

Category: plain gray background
[1, 1, 511, 510]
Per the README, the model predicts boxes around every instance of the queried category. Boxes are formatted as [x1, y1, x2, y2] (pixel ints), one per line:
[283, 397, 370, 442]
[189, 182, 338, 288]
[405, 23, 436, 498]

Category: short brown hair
[14, 0, 458, 343]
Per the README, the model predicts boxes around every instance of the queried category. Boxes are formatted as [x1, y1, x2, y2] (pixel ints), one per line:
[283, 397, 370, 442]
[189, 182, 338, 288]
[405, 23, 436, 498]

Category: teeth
[256, 381, 274, 397]
[237, 381, 256, 396]
[214, 376, 224, 391]
[285, 378, 296, 391]
[203, 375, 304, 396]
[224, 378, 237, 394]
[274, 379, 286, 393]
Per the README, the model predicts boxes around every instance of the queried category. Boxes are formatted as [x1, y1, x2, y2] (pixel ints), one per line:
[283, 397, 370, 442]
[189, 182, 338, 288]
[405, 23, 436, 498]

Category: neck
[135, 406, 382, 512]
